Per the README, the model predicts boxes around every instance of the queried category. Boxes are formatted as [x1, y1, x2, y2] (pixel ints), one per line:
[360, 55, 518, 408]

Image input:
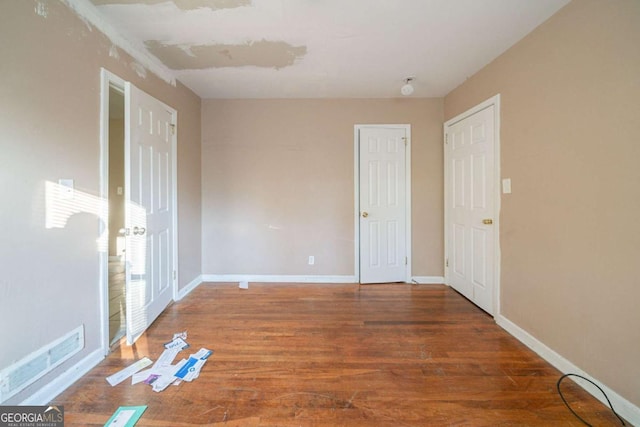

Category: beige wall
[0, 0, 201, 403]
[445, 0, 640, 407]
[202, 99, 443, 277]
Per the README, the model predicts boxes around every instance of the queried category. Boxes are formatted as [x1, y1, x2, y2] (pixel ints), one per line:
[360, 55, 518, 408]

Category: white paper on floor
[106, 331, 213, 393]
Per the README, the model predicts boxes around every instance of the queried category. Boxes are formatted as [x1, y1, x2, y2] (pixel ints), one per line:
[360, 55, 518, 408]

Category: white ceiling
[89, 0, 570, 99]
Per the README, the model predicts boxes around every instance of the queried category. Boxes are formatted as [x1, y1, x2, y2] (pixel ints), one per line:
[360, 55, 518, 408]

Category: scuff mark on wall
[35, 1, 48, 17]
[109, 44, 120, 59]
[130, 61, 148, 78]
[145, 40, 307, 70]
[90, 0, 252, 11]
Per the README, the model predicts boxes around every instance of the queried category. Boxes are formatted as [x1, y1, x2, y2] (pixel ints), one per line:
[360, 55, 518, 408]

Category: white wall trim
[354, 124, 412, 283]
[411, 276, 445, 284]
[170, 113, 180, 305]
[60, 0, 175, 86]
[202, 275, 358, 284]
[496, 315, 640, 425]
[19, 349, 104, 406]
[176, 275, 203, 300]
[443, 94, 501, 317]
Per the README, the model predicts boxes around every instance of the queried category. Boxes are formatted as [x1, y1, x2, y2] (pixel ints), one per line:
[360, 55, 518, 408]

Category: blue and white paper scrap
[128, 332, 213, 393]
[104, 405, 147, 427]
[175, 348, 213, 382]
[164, 336, 189, 350]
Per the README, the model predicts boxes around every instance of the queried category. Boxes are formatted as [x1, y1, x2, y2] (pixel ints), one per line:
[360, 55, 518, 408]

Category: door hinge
[173, 270, 176, 280]
[170, 124, 176, 135]
[445, 133, 449, 144]
[402, 136, 408, 146]
[405, 256, 408, 265]
[445, 258, 449, 267]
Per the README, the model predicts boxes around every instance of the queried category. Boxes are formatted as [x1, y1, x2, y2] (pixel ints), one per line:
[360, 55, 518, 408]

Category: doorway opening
[107, 86, 126, 346]
[99, 68, 179, 354]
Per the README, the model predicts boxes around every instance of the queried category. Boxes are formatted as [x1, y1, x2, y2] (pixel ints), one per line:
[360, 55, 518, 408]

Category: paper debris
[175, 357, 199, 379]
[152, 359, 187, 392]
[131, 369, 152, 385]
[177, 348, 214, 382]
[239, 281, 249, 289]
[154, 347, 181, 368]
[192, 348, 214, 360]
[106, 358, 153, 386]
[121, 333, 213, 393]
[104, 405, 147, 427]
[164, 337, 189, 350]
[173, 331, 187, 340]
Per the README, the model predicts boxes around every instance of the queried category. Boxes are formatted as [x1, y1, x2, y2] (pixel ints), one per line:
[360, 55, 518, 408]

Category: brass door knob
[482, 219, 493, 225]
[362, 212, 369, 218]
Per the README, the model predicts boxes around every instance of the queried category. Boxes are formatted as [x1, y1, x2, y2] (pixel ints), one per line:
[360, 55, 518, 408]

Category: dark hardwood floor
[54, 283, 623, 426]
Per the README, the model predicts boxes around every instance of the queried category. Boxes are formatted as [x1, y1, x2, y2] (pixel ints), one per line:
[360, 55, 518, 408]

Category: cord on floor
[557, 373, 626, 426]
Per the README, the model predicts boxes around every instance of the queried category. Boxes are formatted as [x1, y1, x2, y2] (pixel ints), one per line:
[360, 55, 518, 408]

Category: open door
[124, 82, 176, 344]
[444, 99, 498, 315]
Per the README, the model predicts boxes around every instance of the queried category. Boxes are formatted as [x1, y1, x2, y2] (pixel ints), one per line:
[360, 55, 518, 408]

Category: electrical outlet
[308, 256, 315, 265]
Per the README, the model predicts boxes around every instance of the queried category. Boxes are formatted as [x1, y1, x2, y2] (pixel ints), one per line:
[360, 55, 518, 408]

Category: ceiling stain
[90, 0, 251, 11]
[145, 40, 307, 70]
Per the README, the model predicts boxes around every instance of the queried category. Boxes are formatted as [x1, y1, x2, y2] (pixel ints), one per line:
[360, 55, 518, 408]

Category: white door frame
[98, 68, 179, 354]
[354, 124, 412, 283]
[443, 94, 501, 317]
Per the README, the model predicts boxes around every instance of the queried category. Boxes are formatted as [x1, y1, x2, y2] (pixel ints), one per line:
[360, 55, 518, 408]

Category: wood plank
[53, 283, 624, 426]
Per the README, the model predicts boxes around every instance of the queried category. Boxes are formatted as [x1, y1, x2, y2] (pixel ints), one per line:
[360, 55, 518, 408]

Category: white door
[359, 127, 407, 284]
[124, 82, 175, 344]
[445, 105, 496, 314]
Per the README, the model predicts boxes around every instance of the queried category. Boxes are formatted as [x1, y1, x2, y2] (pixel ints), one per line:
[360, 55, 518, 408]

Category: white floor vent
[0, 325, 84, 403]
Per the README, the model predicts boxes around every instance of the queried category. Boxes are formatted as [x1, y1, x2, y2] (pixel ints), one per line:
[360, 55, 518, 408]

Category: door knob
[133, 226, 146, 235]
[482, 219, 493, 225]
[362, 212, 368, 218]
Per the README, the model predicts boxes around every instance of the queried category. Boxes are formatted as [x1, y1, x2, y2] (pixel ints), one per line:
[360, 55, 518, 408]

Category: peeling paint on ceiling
[87, 0, 572, 98]
[145, 39, 306, 70]
[90, 0, 251, 11]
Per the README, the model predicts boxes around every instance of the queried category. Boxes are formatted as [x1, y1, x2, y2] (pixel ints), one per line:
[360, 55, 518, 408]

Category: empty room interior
[1, 0, 639, 425]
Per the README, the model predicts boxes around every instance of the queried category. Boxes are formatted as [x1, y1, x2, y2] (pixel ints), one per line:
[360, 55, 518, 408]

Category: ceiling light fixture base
[401, 77, 415, 96]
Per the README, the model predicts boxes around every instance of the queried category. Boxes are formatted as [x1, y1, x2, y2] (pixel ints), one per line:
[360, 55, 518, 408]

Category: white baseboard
[176, 275, 203, 300]
[202, 274, 358, 284]
[411, 276, 445, 284]
[20, 348, 104, 405]
[496, 315, 640, 426]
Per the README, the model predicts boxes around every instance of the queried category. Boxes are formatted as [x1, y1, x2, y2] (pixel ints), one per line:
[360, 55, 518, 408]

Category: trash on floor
[106, 358, 153, 386]
[107, 331, 214, 393]
[104, 405, 147, 427]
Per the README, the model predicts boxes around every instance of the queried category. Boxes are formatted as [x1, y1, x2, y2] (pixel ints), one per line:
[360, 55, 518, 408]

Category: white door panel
[125, 82, 175, 344]
[446, 106, 495, 314]
[359, 127, 407, 284]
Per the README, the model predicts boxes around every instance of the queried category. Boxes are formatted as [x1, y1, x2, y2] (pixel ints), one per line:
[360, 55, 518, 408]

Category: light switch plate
[58, 179, 74, 200]
[502, 178, 512, 194]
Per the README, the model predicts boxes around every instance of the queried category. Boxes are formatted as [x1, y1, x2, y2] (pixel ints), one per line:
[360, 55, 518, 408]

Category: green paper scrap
[104, 405, 147, 427]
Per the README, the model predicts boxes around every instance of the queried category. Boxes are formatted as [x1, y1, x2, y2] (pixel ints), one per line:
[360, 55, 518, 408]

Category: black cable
[556, 373, 626, 426]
